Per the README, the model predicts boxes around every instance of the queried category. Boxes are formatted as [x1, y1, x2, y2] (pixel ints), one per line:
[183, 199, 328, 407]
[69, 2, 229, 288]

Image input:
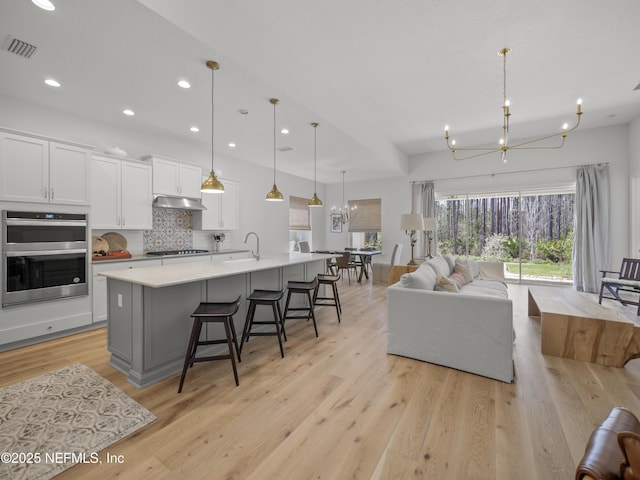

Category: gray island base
[99, 253, 332, 388]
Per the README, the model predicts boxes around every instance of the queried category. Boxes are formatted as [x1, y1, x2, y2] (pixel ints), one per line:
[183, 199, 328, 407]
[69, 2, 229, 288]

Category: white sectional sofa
[387, 255, 514, 383]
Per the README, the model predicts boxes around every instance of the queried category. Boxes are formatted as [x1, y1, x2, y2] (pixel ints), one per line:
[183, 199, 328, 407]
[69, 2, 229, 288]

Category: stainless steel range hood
[152, 196, 206, 210]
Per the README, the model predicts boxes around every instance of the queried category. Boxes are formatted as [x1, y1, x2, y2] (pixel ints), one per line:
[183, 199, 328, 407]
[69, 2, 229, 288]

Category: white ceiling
[1, 0, 640, 184]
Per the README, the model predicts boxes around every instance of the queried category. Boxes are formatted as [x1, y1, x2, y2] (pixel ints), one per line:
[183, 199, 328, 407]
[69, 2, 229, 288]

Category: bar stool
[313, 274, 342, 323]
[178, 295, 241, 393]
[239, 289, 286, 358]
[282, 277, 319, 337]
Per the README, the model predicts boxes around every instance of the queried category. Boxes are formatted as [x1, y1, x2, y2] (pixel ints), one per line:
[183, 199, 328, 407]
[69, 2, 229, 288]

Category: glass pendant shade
[201, 60, 224, 193]
[266, 98, 284, 202]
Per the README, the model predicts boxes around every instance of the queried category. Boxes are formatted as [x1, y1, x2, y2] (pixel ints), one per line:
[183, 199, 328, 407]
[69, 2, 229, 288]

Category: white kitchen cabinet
[193, 178, 240, 230]
[145, 155, 202, 199]
[0, 130, 92, 205]
[92, 259, 161, 322]
[92, 153, 152, 229]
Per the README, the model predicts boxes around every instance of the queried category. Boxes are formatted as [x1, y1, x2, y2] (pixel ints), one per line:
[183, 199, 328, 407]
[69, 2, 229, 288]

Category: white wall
[630, 116, 640, 174]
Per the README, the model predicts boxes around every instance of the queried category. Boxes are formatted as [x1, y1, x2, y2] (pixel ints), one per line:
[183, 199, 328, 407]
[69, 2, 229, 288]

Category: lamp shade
[423, 217, 436, 231]
[400, 213, 424, 231]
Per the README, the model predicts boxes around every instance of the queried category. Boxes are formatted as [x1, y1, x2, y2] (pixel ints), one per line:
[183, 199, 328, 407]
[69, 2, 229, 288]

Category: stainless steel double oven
[2, 210, 89, 307]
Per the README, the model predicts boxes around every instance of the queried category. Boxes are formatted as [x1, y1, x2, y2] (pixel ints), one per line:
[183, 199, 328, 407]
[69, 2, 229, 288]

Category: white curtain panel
[411, 182, 435, 258]
[573, 165, 610, 292]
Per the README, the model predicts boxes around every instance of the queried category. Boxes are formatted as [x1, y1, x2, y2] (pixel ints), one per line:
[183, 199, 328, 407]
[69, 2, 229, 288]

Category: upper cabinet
[143, 155, 202, 199]
[0, 130, 91, 205]
[91, 153, 152, 230]
[193, 178, 240, 230]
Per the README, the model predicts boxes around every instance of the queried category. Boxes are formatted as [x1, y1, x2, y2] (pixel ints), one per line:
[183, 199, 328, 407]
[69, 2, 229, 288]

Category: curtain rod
[411, 162, 610, 184]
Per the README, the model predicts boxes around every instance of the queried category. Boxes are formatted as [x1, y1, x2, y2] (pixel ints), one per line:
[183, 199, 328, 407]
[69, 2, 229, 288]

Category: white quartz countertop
[98, 253, 333, 288]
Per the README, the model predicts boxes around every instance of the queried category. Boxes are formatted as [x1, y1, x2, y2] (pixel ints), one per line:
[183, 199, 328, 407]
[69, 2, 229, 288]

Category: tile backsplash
[143, 208, 193, 252]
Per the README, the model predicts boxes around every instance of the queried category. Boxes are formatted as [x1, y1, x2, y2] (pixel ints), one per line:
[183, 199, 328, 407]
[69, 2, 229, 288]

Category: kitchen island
[99, 253, 332, 388]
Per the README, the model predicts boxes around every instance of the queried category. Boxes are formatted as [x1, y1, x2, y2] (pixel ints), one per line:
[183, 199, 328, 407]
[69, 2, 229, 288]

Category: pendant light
[200, 60, 224, 193]
[266, 98, 284, 201]
[308, 122, 323, 207]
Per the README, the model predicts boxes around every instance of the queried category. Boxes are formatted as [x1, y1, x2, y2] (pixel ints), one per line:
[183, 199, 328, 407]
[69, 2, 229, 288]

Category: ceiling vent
[4, 36, 37, 59]
[278, 146, 293, 152]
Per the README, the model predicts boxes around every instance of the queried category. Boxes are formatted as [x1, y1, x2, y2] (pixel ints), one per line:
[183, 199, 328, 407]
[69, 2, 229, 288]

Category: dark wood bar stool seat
[178, 295, 241, 393]
[313, 274, 342, 323]
[239, 289, 287, 358]
[283, 277, 319, 337]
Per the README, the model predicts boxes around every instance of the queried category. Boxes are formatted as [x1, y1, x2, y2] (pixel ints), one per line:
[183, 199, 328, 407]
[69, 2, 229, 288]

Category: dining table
[317, 249, 382, 282]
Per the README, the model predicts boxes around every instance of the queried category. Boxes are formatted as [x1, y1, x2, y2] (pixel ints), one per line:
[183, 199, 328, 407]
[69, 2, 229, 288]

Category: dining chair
[335, 251, 357, 284]
[344, 247, 363, 275]
[390, 243, 403, 266]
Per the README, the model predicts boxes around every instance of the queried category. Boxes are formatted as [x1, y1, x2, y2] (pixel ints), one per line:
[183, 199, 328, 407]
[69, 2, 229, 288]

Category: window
[348, 198, 382, 249]
[289, 196, 311, 252]
[435, 189, 575, 283]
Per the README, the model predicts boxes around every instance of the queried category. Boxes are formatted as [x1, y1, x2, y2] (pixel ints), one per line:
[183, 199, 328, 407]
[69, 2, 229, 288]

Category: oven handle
[4, 249, 87, 257]
[4, 220, 87, 227]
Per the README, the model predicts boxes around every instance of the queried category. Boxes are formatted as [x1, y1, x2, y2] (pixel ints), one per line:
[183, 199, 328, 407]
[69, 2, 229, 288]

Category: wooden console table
[528, 286, 640, 367]
[388, 264, 419, 285]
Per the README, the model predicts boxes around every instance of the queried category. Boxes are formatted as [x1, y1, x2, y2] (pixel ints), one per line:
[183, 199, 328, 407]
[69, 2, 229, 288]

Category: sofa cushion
[428, 256, 452, 277]
[454, 262, 473, 284]
[437, 274, 459, 292]
[460, 279, 508, 299]
[443, 255, 457, 272]
[399, 264, 438, 290]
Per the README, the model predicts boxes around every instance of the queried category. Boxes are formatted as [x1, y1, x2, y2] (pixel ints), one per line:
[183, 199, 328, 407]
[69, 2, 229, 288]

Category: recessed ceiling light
[32, 0, 55, 11]
[237, 109, 248, 115]
[178, 80, 191, 89]
[190, 126, 199, 132]
[228, 142, 237, 148]
[44, 78, 60, 87]
[281, 128, 289, 134]
[122, 109, 135, 116]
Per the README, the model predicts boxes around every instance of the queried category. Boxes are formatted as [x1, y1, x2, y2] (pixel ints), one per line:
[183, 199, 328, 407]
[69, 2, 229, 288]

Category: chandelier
[444, 47, 583, 163]
[331, 170, 356, 224]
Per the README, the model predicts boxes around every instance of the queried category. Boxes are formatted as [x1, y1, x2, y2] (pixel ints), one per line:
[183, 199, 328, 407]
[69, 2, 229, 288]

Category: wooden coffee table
[528, 286, 640, 367]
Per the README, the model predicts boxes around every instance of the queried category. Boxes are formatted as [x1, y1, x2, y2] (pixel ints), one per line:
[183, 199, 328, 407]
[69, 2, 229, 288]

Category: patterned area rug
[0, 363, 156, 480]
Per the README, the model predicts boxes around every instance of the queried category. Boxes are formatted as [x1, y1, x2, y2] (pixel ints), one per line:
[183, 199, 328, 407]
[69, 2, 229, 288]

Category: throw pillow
[449, 272, 466, 290]
[456, 258, 480, 278]
[400, 265, 437, 290]
[436, 274, 459, 293]
[428, 256, 452, 277]
[443, 254, 457, 272]
[454, 262, 473, 284]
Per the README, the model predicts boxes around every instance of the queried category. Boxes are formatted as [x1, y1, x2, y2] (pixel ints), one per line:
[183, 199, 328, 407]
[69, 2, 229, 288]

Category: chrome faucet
[244, 231, 260, 260]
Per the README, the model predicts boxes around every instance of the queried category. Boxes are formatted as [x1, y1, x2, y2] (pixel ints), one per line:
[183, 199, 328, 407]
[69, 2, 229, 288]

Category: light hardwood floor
[2, 282, 640, 479]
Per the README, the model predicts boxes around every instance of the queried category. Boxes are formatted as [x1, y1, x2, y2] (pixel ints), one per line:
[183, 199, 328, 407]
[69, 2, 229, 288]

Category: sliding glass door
[435, 189, 574, 283]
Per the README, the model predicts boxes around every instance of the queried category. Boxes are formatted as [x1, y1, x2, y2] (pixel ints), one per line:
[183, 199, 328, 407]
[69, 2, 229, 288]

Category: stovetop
[146, 249, 210, 257]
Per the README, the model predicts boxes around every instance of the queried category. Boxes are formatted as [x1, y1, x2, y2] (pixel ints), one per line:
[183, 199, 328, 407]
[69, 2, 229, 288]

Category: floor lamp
[401, 213, 424, 265]
[424, 217, 436, 259]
